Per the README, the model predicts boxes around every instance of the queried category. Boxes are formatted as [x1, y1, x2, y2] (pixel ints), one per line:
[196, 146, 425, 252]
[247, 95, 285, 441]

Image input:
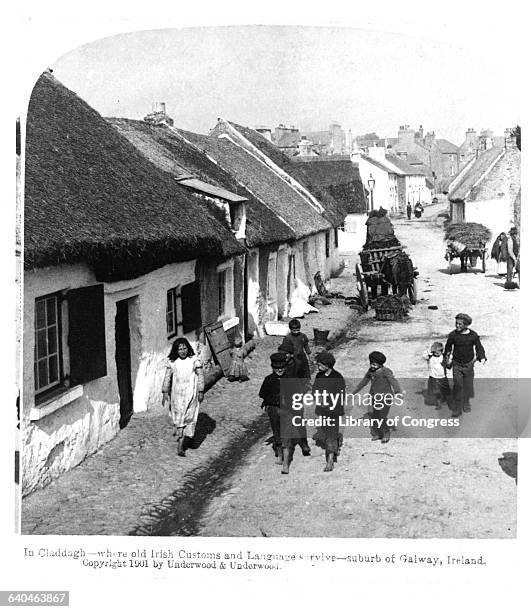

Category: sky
[47, 25, 520, 145]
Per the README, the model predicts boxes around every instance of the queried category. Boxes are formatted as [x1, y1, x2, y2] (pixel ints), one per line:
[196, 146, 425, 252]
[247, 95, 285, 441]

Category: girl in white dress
[162, 338, 204, 456]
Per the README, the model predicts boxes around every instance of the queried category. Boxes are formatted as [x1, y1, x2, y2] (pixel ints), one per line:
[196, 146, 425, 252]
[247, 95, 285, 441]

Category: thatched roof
[183, 130, 332, 239]
[221, 121, 348, 226]
[108, 119, 295, 248]
[24, 73, 244, 282]
[448, 147, 505, 202]
[293, 157, 367, 214]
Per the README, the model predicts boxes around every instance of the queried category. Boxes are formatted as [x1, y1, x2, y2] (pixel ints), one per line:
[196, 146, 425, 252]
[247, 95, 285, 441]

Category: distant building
[448, 127, 520, 241]
[458, 127, 506, 164]
[383, 124, 460, 191]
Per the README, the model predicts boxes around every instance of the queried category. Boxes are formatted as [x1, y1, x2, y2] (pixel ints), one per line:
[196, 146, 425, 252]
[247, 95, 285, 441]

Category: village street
[196, 204, 519, 538]
[22, 204, 518, 537]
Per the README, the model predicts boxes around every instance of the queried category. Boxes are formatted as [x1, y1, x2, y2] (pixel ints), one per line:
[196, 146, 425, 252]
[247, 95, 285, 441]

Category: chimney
[144, 102, 173, 126]
[417, 124, 424, 140]
[398, 124, 415, 146]
[424, 131, 436, 148]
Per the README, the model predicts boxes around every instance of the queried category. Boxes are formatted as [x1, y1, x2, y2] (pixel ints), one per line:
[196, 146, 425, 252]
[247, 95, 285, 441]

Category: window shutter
[181, 281, 202, 334]
[68, 284, 107, 386]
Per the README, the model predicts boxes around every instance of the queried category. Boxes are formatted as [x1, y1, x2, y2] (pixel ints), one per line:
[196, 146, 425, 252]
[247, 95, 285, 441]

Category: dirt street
[196, 206, 518, 538]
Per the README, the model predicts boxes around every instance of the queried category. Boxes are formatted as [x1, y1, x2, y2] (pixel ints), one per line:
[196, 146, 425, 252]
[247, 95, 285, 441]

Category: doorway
[115, 299, 133, 429]
[276, 248, 288, 319]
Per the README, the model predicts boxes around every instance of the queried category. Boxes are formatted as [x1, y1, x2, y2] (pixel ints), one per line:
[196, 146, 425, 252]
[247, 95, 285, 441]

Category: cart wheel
[355, 263, 369, 310]
[407, 277, 418, 305]
[481, 251, 486, 273]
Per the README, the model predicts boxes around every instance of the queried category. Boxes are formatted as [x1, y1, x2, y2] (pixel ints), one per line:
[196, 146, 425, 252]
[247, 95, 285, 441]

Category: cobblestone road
[22, 263, 359, 535]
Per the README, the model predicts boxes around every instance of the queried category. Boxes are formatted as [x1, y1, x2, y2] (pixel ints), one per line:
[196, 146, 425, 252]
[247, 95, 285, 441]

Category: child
[352, 351, 401, 443]
[422, 342, 452, 410]
[277, 319, 311, 380]
[259, 353, 296, 474]
[444, 313, 486, 415]
[312, 351, 345, 472]
[227, 337, 249, 382]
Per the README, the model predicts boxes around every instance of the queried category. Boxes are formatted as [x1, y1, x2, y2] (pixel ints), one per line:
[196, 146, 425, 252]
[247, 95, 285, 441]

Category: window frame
[34, 291, 65, 401]
[166, 286, 181, 339]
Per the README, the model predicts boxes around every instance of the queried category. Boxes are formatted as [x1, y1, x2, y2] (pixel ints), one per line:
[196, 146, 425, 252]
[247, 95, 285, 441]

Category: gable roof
[25, 72, 244, 282]
[293, 157, 367, 214]
[436, 138, 460, 154]
[448, 147, 505, 201]
[184, 130, 332, 239]
[385, 153, 425, 176]
[361, 153, 399, 174]
[220, 120, 348, 226]
[108, 119, 294, 248]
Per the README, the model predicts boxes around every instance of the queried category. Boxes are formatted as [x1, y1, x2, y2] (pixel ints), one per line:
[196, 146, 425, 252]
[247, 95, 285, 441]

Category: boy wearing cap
[313, 351, 346, 471]
[278, 319, 312, 380]
[259, 353, 298, 474]
[352, 351, 401, 443]
[444, 313, 486, 415]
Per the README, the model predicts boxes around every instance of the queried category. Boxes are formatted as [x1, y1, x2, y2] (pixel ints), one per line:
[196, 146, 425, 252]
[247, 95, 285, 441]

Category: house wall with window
[22, 257, 206, 495]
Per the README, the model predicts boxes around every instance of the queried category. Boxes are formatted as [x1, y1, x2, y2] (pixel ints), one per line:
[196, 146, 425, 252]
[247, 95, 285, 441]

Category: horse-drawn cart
[445, 241, 486, 273]
[355, 244, 418, 311]
[444, 222, 491, 274]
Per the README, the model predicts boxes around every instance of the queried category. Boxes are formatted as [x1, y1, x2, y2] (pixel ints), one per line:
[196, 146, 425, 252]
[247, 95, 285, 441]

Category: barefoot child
[352, 351, 401, 443]
[227, 337, 249, 382]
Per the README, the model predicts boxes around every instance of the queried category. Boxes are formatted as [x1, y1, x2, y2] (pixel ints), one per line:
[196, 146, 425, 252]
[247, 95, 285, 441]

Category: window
[334, 227, 339, 248]
[325, 231, 330, 258]
[34, 293, 62, 394]
[218, 270, 227, 316]
[166, 287, 180, 338]
[34, 284, 107, 403]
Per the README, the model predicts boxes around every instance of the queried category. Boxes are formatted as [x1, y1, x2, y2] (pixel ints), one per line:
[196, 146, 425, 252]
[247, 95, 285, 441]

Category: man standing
[506, 227, 519, 286]
[406, 202, 412, 220]
[444, 313, 486, 416]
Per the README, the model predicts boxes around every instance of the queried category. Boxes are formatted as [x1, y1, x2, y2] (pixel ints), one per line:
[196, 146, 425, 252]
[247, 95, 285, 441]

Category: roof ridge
[217, 119, 326, 215]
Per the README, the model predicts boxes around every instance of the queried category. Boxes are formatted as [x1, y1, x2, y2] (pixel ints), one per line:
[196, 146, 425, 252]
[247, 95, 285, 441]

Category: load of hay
[444, 223, 491, 249]
[364, 207, 401, 249]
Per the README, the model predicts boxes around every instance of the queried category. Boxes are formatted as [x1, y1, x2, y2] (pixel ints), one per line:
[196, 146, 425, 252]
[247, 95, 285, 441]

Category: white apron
[168, 357, 200, 437]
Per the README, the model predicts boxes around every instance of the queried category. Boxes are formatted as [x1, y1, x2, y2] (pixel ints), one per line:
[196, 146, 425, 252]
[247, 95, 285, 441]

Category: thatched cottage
[447, 129, 520, 240]
[205, 119, 348, 300]
[22, 73, 245, 493]
[107, 117, 300, 336]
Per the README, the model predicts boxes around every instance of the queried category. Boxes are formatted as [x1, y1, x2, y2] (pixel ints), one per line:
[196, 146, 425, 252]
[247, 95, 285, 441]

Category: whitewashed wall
[465, 197, 514, 252]
[23, 258, 197, 494]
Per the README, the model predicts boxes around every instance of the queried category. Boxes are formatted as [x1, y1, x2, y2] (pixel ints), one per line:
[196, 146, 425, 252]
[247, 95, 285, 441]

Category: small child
[259, 353, 295, 474]
[422, 342, 451, 410]
[227, 337, 249, 382]
[277, 319, 311, 380]
[312, 351, 346, 472]
[352, 351, 401, 443]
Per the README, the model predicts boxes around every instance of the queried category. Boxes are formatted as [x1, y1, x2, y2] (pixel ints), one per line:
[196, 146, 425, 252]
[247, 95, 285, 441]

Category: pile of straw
[444, 223, 491, 246]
